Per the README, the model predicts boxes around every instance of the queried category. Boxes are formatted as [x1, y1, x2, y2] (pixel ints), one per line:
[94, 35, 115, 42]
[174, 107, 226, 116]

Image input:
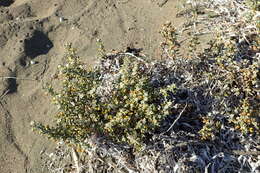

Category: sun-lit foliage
[32, 46, 178, 151]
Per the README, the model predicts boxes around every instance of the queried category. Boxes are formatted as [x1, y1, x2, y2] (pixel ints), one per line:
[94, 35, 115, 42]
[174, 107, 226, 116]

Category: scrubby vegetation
[32, 0, 259, 172]
[33, 46, 179, 151]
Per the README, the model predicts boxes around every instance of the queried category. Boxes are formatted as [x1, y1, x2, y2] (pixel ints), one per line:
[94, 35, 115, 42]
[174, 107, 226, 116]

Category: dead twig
[162, 103, 188, 134]
[0, 89, 9, 100]
[71, 148, 81, 173]
[157, 0, 169, 7]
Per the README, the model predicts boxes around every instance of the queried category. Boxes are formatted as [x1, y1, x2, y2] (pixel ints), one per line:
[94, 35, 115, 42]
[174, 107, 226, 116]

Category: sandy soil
[0, 0, 184, 172]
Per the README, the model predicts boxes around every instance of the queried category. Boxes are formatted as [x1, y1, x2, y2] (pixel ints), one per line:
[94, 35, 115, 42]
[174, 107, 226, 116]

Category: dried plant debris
[34, 0, 259, 172]
[37, 48, 259, 172]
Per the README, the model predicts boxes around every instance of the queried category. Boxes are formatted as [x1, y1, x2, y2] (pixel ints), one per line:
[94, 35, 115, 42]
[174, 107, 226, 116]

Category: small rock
[30, 60, 36, 65]
[59, 17, 64, 22]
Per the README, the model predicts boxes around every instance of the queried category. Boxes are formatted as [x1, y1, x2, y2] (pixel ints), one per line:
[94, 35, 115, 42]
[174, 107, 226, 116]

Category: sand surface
[0, 0, 184, 172]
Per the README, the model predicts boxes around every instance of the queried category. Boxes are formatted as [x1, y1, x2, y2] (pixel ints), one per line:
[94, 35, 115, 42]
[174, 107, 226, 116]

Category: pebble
[59, 17, 64, 23]
[30, 60, 36, 65]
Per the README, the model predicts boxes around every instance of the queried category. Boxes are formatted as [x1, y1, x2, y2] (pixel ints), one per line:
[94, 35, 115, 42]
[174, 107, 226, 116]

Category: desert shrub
[201, 4, 259, 137]
[199, 36, 259, 136]
[32, 46, 178, 151]
[33, 0, 259, 172]
[168, 0, 260, 140]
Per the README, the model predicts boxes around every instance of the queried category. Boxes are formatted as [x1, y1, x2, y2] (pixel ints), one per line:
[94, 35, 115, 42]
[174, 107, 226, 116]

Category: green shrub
[33, 1, 259, 172]
[202, 34, 260, 136]
[32, 46, 177, 151]
[159, 7, 259, 140]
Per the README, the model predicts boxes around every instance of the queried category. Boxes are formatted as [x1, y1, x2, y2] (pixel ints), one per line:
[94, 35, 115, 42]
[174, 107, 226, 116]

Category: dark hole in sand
[0, 0, 14, 7]
[24, 30, 53, 59]
[7, 74, 17, 94]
